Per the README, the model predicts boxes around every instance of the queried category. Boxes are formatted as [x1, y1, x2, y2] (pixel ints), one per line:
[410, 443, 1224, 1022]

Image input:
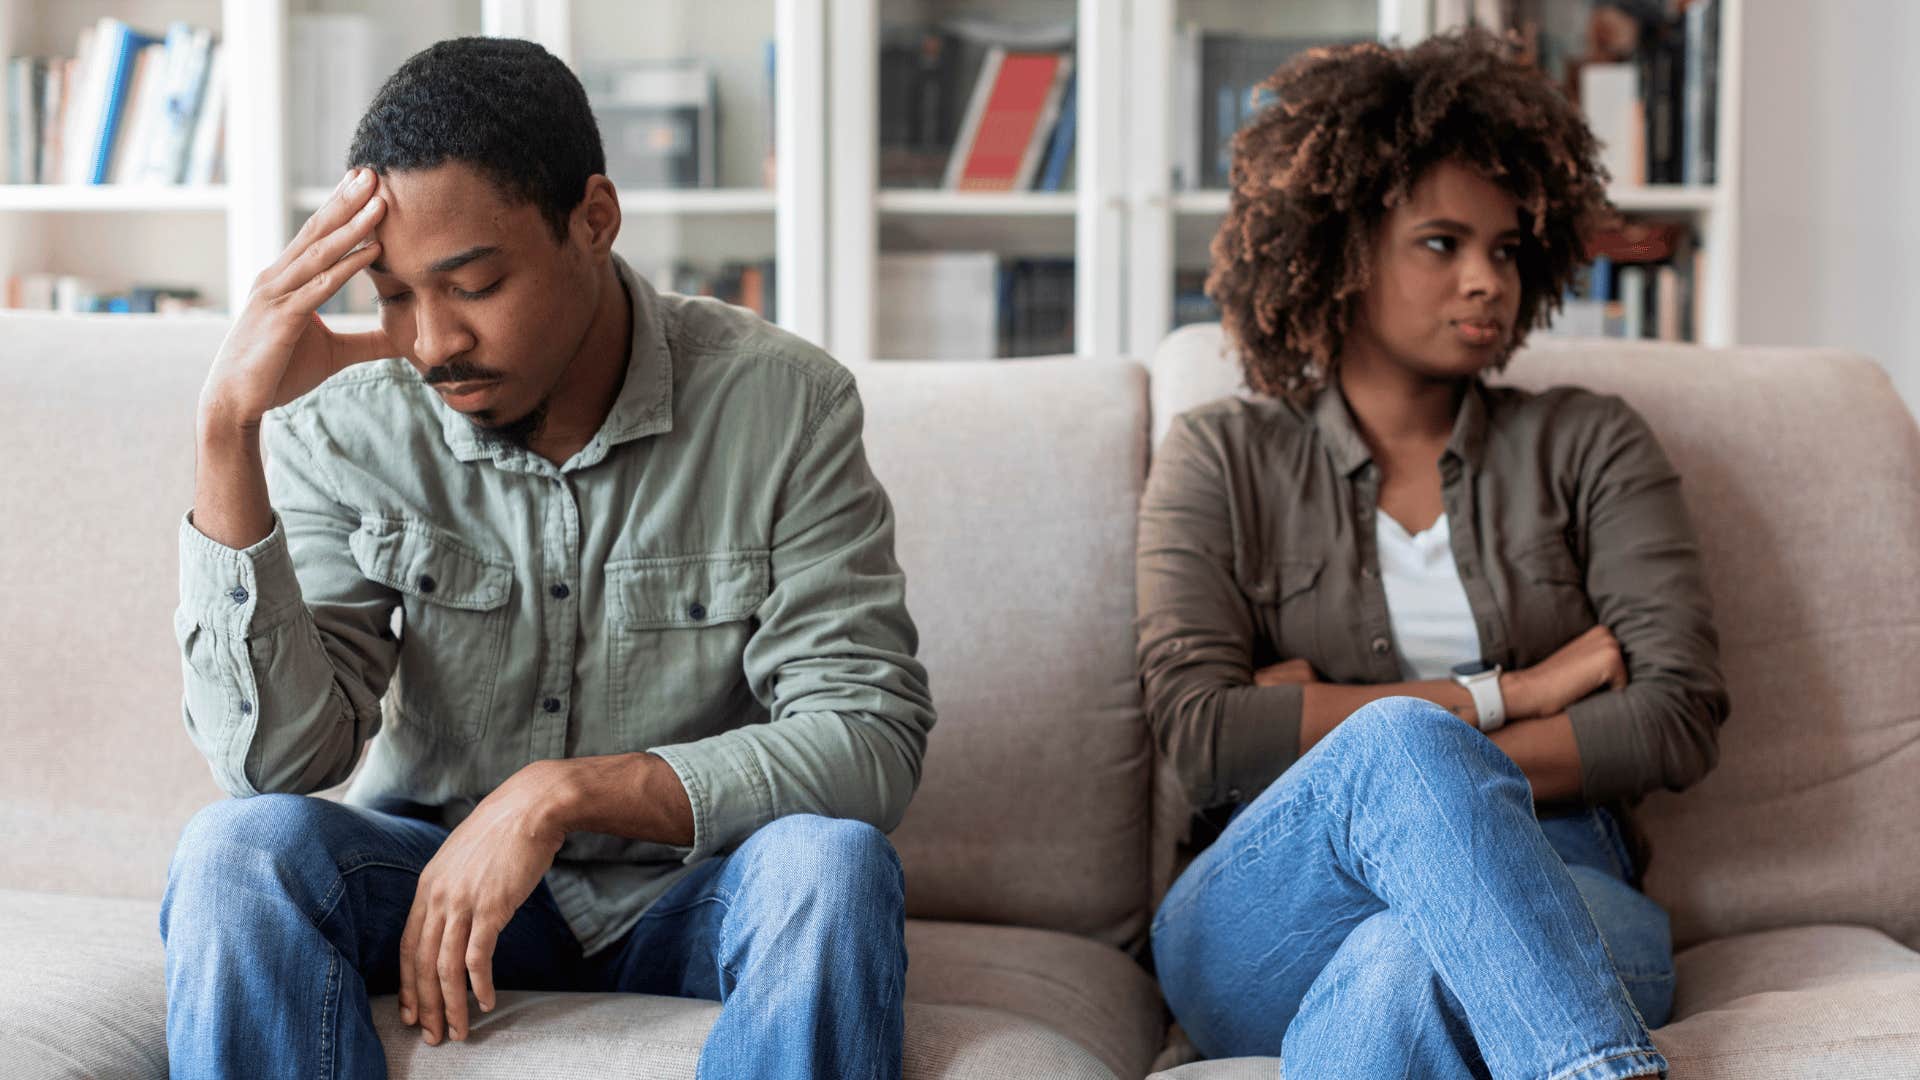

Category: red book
[946, 50, 1065, 192]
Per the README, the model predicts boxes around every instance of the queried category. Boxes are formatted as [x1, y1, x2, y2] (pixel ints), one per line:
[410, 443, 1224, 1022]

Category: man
[162, 37, 933, 1080]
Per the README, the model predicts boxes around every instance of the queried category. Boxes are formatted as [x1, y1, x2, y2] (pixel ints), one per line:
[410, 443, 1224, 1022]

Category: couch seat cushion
[0, 890, 1161, 1080]
[1147, 924, 1920, 1078]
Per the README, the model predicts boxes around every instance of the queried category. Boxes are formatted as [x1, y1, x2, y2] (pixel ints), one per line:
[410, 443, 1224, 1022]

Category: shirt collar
[437, 254, 674, 462]
[1309, 377, 1490, 477]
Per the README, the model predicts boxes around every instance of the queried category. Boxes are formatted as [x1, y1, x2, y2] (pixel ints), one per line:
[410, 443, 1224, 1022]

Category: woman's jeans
[159, 796, 907, 1080]
[1153, 698, 1674, 1080]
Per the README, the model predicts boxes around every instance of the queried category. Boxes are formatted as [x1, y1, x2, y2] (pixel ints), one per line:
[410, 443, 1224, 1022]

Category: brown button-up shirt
[1136, 378, 1728, 864]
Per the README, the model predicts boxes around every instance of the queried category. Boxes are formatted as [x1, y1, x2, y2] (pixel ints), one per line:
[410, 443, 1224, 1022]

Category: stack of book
[670, 260, 776, 322]
[4, 18, 226, 186]
[879, 20, 1077, 193]
[873, 251, 1074, 359]
[1574, 0, 1721, 186]
[2, 273, 207, 313]
[1544, 222, 1702, 342]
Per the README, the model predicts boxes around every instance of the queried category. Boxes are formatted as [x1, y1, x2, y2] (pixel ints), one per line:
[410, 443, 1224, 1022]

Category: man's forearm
[537, 752, 696, 847]
[194, 411, 276, 550]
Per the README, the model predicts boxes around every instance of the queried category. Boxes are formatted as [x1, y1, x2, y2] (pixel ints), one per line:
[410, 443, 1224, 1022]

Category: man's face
[364, 162, 598, 451]
[1349, 159, 1527, 381]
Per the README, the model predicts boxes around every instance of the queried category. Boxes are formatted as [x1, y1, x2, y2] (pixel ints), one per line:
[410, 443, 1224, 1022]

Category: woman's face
[1346, 159, 1526, 382]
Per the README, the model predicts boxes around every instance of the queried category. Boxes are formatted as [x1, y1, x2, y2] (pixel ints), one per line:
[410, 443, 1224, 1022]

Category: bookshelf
[3, 0, 1743, 356]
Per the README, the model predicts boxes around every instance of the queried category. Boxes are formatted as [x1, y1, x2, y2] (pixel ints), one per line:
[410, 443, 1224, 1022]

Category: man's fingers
[466, 919, 501, 1015]
[272, 168, 379, 280]
[267, 194, 385, 301]
[439, 914, 473, 1041]
[283, 240, 383, 319]
[414, 910, 448, 1044]
[397, 897, 423, 1026]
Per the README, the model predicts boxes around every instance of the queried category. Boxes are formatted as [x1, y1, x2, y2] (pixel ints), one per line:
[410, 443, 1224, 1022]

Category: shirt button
[228, 586, 248, 605]
[1361, 566, 1378, 580]
[688, 602, 707, 620]
[1460, 565, 1475, 580]
[550, 583, 570, 599]
[417, 574, 436, 595]
[1227, 788, 1243, 803]
[239, 700, 252, 715]
[1371, 636, 1392, 656]
[542, 697, 562, 713]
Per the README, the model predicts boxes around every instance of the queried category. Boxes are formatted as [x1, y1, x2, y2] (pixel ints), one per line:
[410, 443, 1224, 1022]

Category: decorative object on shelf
[2, 272, 205, 314]
[586, 60, 718, 189]
[5, 17, 223, 187]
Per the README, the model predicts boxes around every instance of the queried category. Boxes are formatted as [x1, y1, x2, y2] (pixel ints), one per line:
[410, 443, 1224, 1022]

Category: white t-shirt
[1375, 512, 1481, 681]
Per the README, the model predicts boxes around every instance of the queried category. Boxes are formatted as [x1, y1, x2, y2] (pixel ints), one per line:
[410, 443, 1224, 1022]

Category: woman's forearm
[1300, 681, 1477, 754]
[1302, 681, 1586, 802]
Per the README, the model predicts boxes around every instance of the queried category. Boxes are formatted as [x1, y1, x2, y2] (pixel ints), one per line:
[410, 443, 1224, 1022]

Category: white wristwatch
[1450, 661, 1507, 732]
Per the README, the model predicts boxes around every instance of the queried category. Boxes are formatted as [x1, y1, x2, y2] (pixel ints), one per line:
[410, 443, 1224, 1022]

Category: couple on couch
[164, 31, 1723, 1080]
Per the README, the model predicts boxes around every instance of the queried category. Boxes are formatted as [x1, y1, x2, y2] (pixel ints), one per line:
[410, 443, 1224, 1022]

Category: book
[874, 252, 999, 359]
[38, 58, 70, 183]
[942, 46, 1004, 189]
[947, 50, 1068, 192]
[1013, 55, 1072, 191]
[6, 57, 46, 183]
[1579, 62, 1642, 187]
[1682, 0, 1719, 186]
[107, 43, 163, 183]
[86, 20, 162, 184]
[1189, 33, 1366, 190]
[1035, 75, 1076, 191]
[184, 43, 226, 186]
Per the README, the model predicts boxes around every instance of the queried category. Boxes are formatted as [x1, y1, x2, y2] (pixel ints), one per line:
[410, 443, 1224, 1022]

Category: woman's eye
[1422, 236, 1454, 254]
[1494, 245, 1522, 263]
[455, 280, 503, 301]
[371, 291, 410, 309]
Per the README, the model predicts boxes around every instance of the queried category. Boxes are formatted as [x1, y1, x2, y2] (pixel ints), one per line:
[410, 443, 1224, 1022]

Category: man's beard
[470, 399, 549, 454]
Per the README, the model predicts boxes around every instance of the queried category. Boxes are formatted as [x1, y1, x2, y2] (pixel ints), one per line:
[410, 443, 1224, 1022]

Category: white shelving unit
[3, 0, 1743, 354]
[0, 0, 826, 338]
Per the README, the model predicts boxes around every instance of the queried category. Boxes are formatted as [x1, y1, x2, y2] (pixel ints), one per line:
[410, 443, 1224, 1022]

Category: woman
[1136, 30, 1727, 1080]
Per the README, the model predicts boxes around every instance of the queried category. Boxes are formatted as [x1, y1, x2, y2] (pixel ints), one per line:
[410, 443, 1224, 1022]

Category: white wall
[1738, 0, 1920, 415]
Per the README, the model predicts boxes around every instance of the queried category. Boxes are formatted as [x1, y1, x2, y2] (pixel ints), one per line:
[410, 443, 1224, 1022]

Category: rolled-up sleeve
[174, 412, 397, 797]
[1566, 397, 1729, 803]
[648, 377, 935, 862]
[1136, 414, 1302, 812]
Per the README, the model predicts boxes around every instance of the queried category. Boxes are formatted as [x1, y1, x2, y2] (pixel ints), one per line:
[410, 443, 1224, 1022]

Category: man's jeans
[1153, 698, 1674, 1080]
[159, 798, 906, 1080]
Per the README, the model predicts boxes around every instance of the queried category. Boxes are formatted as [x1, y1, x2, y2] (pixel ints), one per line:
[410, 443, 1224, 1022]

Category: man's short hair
[348, 36, 606, 242]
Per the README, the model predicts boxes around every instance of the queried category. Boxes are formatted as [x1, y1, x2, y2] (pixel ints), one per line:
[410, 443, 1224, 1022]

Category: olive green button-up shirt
[174, 257, 934, 955]
[1137, 379, 1728, 866]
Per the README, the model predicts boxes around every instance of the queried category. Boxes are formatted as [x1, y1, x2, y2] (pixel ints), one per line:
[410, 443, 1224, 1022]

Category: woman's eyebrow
[1412, 218, 1524, 240]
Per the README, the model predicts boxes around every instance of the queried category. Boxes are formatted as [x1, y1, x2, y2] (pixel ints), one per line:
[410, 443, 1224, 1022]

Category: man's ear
[573, 175, 621, 257]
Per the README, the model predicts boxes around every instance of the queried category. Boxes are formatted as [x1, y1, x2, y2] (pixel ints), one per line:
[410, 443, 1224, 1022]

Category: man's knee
[741, 815, 904, 912]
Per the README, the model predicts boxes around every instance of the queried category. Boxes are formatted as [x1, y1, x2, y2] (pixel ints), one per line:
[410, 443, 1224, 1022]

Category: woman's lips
[1455, 320, 1502, 347]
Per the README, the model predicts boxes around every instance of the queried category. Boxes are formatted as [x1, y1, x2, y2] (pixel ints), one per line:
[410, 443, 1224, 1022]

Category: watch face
[1451, 660, 1494, 678]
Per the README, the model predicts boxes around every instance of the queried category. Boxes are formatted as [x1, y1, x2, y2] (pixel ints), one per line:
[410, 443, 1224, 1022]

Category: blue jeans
[1153, 698, 1673, 1080]
[159, 796, 907, 1080]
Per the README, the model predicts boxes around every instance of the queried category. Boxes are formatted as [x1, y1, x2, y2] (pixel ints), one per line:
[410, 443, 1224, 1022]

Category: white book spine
[942, 46, 1006, 190]
[184, 43, 226, 186]
[1012, 54, 1072, 192]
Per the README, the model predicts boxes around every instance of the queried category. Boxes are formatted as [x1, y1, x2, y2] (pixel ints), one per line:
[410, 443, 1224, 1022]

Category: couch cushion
[853, 359, 1154, 949]
[0, 888, 1160, 1080]
[1148, 326, 1920, 954]
[1146, 924, 1920, 1078]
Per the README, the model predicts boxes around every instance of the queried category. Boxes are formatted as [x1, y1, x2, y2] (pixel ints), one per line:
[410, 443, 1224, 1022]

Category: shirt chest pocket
[349, 519, 514, 744]
[604, 552, 771, 747]
[1237, 557, 1324, 668]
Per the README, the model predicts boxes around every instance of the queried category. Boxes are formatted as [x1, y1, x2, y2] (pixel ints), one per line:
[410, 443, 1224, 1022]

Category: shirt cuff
[648, 733, 774, 864]
[177, 509, 304, 636]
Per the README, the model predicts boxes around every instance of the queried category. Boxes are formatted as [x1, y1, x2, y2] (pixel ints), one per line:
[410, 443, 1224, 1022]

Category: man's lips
[433, 379, 498, 403]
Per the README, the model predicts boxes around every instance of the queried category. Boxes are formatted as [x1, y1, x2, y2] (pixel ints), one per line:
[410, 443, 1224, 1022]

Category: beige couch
[1, 311, 1916, 1079]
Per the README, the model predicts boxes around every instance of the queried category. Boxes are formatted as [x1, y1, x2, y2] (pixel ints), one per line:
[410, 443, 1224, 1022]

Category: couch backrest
[0, 314, 1156, 951]
[1151, 324, 1920, 952]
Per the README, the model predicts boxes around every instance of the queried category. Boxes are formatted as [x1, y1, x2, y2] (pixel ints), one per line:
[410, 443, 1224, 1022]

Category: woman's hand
[1504, 624, 1628, 719]
[1254, 658, 1321, 687]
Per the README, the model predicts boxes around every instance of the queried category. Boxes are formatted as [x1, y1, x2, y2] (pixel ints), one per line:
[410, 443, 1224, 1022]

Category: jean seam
[1544, 1047, 1666, 1080]
[318, 944, 340, 1080]
[1155, 790, 1331, 933]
